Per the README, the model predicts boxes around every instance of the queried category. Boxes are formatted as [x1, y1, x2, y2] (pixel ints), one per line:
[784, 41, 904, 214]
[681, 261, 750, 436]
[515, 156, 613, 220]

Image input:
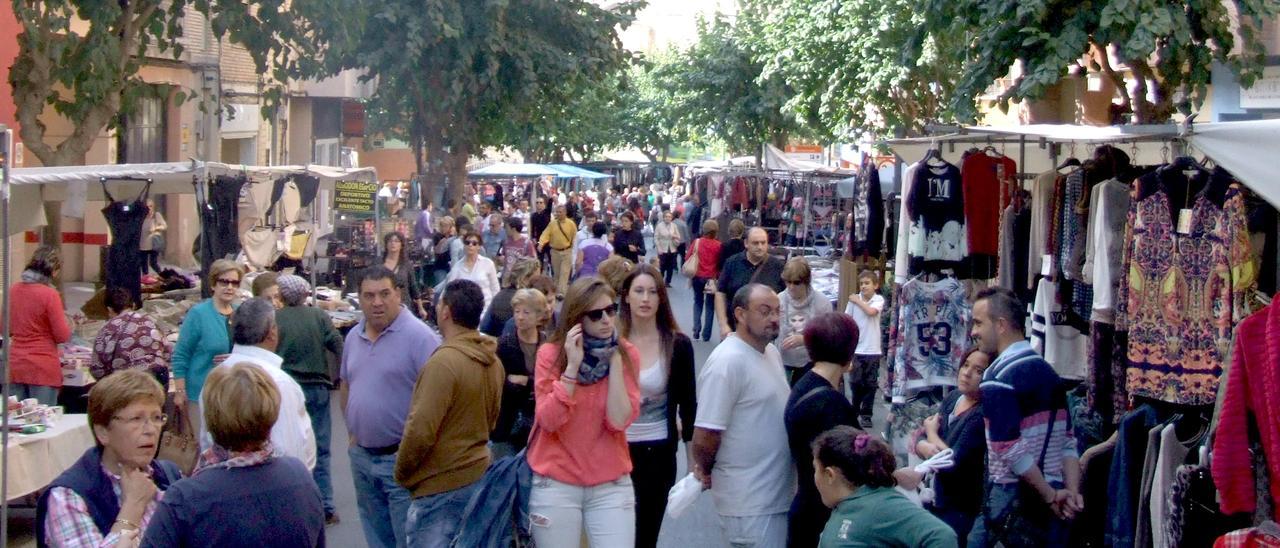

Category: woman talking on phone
[527, 277, 641, 547]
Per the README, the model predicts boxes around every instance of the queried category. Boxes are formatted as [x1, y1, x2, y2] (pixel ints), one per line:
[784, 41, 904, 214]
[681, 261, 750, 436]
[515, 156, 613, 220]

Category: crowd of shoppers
[27, 184, 1100, 548]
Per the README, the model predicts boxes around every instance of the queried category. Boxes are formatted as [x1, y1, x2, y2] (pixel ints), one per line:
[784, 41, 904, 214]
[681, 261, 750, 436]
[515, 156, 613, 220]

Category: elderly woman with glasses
[39, 370, 182, 547]
[172, 259, 242, 439]
[143, 363, 325, 547]
[527, 277, 641, 547]
[447, 232, 501, 311]
[775, 257, 833, 384]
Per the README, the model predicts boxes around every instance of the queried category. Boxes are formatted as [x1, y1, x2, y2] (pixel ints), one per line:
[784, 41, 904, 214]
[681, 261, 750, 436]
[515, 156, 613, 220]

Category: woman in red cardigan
[7, 246, 72, 405]
[527, 277, 641, 547]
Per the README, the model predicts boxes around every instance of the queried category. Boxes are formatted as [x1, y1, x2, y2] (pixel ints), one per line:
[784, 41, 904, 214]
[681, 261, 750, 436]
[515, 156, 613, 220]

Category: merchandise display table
[2, 414, 93, 499]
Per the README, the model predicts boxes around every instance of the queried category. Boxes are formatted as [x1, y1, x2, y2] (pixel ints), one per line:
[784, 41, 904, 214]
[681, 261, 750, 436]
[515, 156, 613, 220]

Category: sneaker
[325, 511, 340, 526]
[858, 416, 874, 430]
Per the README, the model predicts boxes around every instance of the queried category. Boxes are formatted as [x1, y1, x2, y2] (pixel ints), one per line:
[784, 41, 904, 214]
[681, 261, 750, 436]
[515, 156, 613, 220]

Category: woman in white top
[447, 232, 501, 311]
[617, 263, 696, 548]
[653, 210, 681, 287]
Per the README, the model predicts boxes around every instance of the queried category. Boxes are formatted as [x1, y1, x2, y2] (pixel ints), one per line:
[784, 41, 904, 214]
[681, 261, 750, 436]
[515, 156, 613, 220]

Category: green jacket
[820, 486, 958, 548]
[275, 305, 344, 386]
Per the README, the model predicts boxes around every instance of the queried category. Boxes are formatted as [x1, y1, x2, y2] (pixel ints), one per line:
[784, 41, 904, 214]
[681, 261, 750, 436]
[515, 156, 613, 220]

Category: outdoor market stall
[874, 120, 1280, 548]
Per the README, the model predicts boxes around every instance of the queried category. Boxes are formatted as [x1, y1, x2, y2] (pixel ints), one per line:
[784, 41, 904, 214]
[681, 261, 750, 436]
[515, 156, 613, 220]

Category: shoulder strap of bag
[747, 256, 770, 286]
[794, 382, 832, 409]
[554, 219, 572, 244]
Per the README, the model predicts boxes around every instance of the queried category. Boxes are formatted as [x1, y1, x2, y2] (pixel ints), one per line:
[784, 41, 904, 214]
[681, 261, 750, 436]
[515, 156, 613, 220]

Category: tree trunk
[444, 141, 471, 207]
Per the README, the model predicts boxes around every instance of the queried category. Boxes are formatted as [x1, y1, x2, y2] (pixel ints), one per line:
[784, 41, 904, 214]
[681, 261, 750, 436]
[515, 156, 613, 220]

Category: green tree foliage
[748, 0, 965, 139]
[924, 0, 1280, 123]
[662, 11, 808, 158]
[10, 0, 313, 166]
[313, 0, 639, 203]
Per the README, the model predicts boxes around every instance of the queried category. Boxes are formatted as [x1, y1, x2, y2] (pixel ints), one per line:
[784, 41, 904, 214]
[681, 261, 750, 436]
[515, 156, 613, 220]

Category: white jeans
[529, 473, 636, 548]
[719, 512, 788, 548]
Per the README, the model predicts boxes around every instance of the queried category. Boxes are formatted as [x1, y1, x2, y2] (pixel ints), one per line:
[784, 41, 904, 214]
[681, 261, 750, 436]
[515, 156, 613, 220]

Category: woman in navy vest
[38, 370, 181, 547]
[142, 362, 324, 547]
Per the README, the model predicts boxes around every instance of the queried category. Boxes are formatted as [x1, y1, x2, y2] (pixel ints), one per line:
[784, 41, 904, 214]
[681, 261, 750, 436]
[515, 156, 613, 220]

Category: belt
[360, 443, 400, 456]
[552, 246, 571, 251]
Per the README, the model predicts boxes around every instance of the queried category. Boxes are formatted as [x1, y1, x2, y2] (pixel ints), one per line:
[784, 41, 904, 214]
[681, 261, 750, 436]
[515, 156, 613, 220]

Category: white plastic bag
[666, 473, 704, 519]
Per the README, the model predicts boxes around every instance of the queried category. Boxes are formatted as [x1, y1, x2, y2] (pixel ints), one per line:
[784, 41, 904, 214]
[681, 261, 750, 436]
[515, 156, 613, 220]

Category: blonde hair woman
[144, 363, 325, 546]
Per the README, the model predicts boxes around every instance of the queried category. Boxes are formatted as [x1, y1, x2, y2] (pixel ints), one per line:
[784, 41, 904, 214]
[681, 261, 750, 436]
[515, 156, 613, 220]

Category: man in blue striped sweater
[966, 287, 1082, 548]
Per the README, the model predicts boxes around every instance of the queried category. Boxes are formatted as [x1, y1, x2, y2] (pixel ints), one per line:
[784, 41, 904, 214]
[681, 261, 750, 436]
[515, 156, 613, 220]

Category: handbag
[158, 403, 199, 476]
[149, 233, 165, 252]
[984, 407, 1059, 548]
[681, 239, 701, 278]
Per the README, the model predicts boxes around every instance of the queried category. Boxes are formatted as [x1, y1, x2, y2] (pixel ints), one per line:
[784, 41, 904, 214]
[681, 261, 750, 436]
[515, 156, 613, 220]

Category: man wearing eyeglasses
[692, 283, 795, 547]
[202, 297, 316, 470]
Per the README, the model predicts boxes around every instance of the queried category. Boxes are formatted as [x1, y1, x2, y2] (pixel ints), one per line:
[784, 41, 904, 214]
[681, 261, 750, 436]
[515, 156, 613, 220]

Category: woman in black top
[618, 264, 696, 548]
[493, 288, 549, 457]
[783, 312, 860, 548]
[898, 347, 990, 545]
[430, 216, 457, 289]
[717, 218, 747, 271]
[613, 211, 646, 264]
[382, 231, 424, 318]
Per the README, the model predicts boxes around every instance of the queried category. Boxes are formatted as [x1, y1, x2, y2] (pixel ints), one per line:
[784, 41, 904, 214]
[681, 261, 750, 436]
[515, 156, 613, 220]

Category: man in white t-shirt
[693, 283, 796, 548]
[845, 271, 885, 429]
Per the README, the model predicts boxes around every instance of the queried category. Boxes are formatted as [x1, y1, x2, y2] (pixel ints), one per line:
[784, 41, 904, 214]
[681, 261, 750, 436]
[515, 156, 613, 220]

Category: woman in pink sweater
[7, 246, 71, 405]
[528, 277, 641, 547]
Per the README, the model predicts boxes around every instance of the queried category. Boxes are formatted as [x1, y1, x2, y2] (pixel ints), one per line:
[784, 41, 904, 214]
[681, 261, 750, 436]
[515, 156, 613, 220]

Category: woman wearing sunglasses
[172, 259, 243, 438]
[528, 277, 641, 547]
[447, 233, 501, 312]
[618, 264, 696, 548]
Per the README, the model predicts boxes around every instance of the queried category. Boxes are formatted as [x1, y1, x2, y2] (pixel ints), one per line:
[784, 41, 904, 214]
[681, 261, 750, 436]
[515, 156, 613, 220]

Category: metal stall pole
[1, 127, 13, 542]
[310, 172, 320, 304]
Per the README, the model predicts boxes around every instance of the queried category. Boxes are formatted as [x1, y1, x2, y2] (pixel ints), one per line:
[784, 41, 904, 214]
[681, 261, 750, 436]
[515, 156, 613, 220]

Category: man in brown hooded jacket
[395, 279, 505, 548]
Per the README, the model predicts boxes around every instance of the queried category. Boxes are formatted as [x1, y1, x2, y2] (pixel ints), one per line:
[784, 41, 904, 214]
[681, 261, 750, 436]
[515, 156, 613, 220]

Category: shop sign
[334, 180, 379, 213]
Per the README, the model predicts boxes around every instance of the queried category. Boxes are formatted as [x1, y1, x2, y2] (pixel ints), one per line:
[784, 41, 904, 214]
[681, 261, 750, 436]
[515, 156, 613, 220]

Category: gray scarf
[577, 333, 619, 385]
[21, 269, 52, 285]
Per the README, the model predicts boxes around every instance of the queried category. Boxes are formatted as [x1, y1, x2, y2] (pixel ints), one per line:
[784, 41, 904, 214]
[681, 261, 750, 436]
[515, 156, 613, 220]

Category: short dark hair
[591, 221, 608, 238]
[104, 287, 134, 314]
[812, 426, 896, 489]
[507, 217, 524, 232]
[975, 287, 1025, 332]
[442, 280, 484, 329]
[729, 283, 770, 331]
[359, 265, 400, 290]
[804, 313, 859, 365]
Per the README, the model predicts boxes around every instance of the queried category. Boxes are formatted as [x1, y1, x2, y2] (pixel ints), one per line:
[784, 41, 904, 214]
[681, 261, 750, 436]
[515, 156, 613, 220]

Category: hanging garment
[1083, 178, 1132, 324]
[1213, 298, 1280, 521]
[1087, 321, 1127, 426]
[893, 164, 919, 284]
[1151, 423, 1192, 548]
[238, 177, 274, 238]
[101, 180, 152, 306]
[1121, 173, 1256, 406]
[266, 174, 320, 220]
[206, 175, 246, 261]
[1030, 278, 1088, 380]
[906, 161, 966, 274]
[888, 277, 970, 403]
[961, 152, 1016, 260]
[241, 227, 280, 269]
[1056, 169, 1093, 322]
[996, 200, 1032, 297]
[849, 163, 885, 257]
[1027, 170, 1061, 291]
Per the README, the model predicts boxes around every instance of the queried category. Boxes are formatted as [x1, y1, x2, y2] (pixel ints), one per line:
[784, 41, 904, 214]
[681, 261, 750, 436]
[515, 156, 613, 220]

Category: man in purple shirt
[340, 265, 441, 548]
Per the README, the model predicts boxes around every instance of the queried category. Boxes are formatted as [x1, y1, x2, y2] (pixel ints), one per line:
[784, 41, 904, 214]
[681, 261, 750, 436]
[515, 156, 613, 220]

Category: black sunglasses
[582, 303, 618, 322]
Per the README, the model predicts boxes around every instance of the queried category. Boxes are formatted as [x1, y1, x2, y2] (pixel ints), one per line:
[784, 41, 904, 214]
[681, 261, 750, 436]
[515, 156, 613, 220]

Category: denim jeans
[406, 481, 480, 548]
[719, 512, 788, 548]
[12, 384, 58, 406]
[300, 384, 333, 513]
[349, 446, 413, 548]
[690, 277, 715, 340]
[967, 481, 1070, 548]
[529, 473, 635, 548]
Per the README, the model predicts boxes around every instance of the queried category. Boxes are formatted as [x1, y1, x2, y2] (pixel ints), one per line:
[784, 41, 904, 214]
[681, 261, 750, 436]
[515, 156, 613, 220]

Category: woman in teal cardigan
[172, 259, 243, 437]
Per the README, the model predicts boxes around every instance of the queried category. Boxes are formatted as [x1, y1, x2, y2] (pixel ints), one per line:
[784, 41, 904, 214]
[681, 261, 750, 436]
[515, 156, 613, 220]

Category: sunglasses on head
[582, 303, 618, 322]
